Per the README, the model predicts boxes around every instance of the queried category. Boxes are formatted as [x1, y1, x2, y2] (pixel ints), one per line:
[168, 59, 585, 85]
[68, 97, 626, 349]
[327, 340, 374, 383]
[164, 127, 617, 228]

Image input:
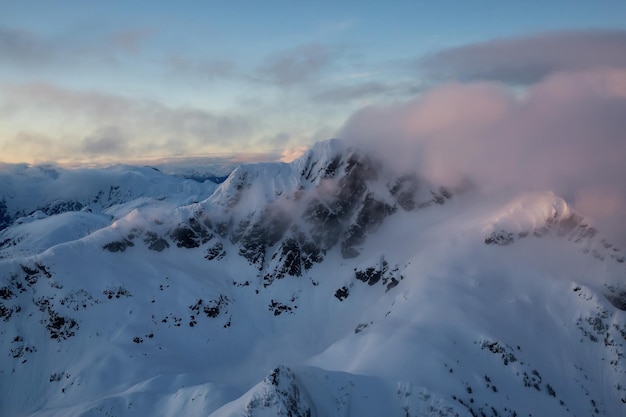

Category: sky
[1, 0, 625, 166]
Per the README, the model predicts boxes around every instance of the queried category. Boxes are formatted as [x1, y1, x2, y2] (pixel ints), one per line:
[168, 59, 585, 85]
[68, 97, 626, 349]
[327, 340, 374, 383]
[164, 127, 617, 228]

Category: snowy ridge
[1, 139, 625, 417]
[0, 164, 222, 257]
[483, 191, 571, 236]
[214, 366, 466, 417]
[205, 138, 352, 212]
[0, 163, 220, 224]
[481, 191, 625, 267]
[206, 162, 300, 211]
[0, 211, 111, 258]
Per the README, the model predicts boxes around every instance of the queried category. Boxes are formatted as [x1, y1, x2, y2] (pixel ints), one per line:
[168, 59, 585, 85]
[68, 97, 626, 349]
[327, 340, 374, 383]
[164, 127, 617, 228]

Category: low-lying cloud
[0, 82, 255, 162]
[82, 126, 129, 156]
[340, 68, 626, 244]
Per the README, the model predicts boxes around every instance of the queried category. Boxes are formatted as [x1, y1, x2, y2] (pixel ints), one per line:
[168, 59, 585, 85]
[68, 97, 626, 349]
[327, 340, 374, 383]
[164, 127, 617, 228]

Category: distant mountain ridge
[0, 163, 224, 226]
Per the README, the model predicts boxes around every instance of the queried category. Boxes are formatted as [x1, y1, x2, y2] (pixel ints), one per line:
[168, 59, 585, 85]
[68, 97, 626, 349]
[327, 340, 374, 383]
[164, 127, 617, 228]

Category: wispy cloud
[418, 30, 626, 84]
[167, 55, 236, 80]
[82, 126, 129, 156]
[258, 43, 343, 86]
[316, 18, 357, 37]
[279, 144, 309, 162]
[0, 24, 157, 70]
[0, 25, 57, 66]
[106, 27, 157, 54]
[313, 81, 388, 102]
[313, 80, 420, 103]
[2, 83, 130, 119]
[0, 82, 255, 162]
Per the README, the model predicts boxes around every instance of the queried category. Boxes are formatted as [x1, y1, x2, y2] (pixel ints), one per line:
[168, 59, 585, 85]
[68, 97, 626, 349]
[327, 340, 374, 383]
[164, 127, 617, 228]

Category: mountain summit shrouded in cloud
[341, 31, 626, 246]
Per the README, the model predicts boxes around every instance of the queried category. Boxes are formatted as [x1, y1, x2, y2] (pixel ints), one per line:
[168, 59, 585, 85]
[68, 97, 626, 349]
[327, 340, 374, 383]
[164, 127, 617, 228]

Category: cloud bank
[418, 30, 626, 84]
[0, 83, 254, 163]
[341, 30, 626, 244]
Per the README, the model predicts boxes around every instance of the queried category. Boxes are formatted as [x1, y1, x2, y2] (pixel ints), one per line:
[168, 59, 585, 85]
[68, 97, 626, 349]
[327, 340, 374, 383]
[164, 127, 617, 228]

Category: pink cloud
[340, 68, 626, 244]
[280, 145, 309, 163]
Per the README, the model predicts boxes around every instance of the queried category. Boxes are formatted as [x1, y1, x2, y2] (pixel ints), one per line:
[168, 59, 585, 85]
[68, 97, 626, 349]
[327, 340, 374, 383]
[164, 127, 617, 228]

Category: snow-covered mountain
[1, 139, 625, 417]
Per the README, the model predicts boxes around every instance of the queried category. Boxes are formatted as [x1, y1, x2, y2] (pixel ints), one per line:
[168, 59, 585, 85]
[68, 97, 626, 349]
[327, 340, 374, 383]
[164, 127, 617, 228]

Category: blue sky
[1, 1, 626, 164]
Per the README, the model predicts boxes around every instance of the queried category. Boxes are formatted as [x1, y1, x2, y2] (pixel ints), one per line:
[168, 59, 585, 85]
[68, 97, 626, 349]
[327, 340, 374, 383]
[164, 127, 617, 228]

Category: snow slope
[0, 139, 625, 417]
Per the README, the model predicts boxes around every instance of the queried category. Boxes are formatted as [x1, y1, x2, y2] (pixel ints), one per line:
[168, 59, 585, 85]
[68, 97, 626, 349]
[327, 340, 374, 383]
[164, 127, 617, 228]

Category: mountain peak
[484, 191, 571, 236]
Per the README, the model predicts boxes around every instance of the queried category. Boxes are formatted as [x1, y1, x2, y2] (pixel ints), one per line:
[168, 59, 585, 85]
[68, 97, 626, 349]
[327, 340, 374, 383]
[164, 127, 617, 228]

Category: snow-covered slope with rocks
[1, 139, 625, 417]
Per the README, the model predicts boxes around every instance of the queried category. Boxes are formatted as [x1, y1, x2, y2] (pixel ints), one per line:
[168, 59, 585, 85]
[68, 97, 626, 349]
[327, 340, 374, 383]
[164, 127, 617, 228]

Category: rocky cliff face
[118, 140, 457, 290]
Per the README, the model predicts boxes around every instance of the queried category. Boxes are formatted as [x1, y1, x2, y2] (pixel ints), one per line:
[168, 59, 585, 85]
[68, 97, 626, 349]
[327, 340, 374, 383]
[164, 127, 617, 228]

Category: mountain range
[1, 139, 625, 417]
